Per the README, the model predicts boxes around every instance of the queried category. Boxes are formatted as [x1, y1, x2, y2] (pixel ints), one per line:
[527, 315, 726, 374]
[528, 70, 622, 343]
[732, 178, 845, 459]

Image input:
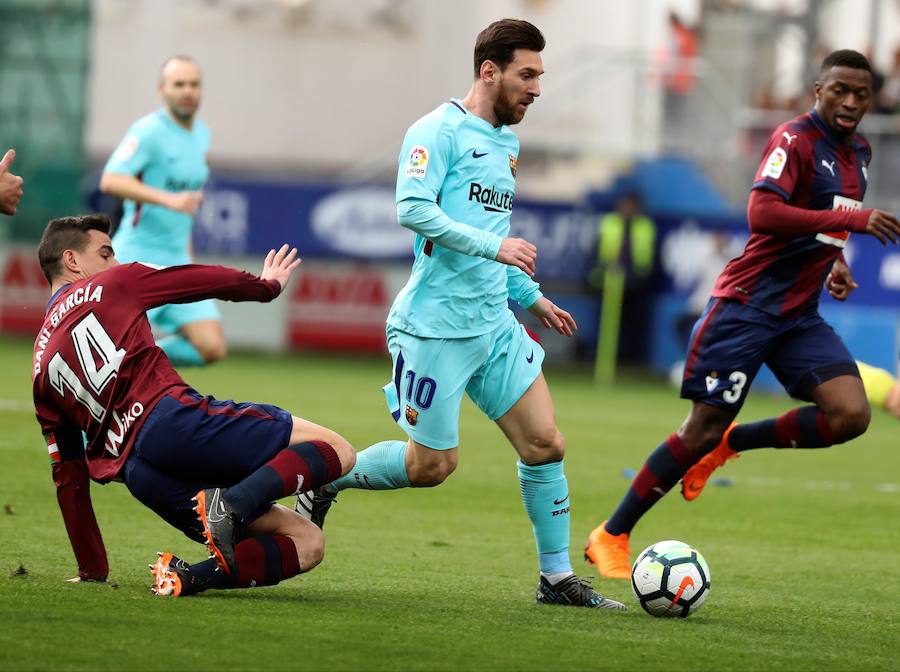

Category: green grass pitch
[0, 334, 897, 671]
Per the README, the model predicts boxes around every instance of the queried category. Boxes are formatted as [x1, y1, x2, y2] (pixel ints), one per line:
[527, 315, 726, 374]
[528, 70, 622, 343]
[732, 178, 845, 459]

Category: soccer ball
[631, 540, 711, 617]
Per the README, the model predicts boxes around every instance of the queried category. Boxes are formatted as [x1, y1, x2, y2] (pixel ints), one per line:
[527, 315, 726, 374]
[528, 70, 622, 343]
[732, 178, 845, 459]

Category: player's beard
[494, 84, 527, 126]
[165, 96, 199, 124]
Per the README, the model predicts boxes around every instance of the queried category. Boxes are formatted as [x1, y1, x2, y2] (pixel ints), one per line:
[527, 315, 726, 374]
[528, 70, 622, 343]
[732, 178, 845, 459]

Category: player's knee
[831, 401, 871, 442]
[206, 341, 228, 363]
[524, 427, 565, 462]
[316, 433, 355, 474]
[331, 435, 357, 475]
[195, 338, 227, 363]
[887, 384, 900, 419]
[408, 451, 457, 487]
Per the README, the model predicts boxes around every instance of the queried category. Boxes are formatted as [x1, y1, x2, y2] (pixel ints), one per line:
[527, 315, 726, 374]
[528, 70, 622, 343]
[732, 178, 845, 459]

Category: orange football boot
[584, 520, 631, 579]
[681, 422, 740, 501]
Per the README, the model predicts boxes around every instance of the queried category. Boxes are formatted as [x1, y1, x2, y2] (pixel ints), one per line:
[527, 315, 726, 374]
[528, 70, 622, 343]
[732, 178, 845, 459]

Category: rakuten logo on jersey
[469, 182, 514, 213]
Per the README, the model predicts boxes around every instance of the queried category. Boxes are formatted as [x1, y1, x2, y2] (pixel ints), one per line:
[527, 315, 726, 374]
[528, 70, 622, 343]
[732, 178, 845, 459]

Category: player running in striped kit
[585, 50, 900, 578]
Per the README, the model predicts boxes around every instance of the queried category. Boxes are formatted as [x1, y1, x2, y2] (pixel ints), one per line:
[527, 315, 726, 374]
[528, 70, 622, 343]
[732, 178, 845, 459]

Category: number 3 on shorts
[722, 371, 748, 404]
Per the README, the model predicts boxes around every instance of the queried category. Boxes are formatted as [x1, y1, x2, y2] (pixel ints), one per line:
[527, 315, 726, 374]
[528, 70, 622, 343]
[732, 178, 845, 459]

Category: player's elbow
[746, 190, 780, 235]
[396, 199, 430, 231]
[98, 172, 120, 195]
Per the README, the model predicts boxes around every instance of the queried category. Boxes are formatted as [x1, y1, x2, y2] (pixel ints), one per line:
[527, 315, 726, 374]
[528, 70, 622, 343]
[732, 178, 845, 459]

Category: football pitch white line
[0, 399, 32, 413]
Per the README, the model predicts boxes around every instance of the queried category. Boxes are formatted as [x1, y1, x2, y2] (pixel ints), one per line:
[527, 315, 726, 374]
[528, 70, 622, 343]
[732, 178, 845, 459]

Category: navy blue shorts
[681, 298, 859, 411]
[123, 388, 293, 542]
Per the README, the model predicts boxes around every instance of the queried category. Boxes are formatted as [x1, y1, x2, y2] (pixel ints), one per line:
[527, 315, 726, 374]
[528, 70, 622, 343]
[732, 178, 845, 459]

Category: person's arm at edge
[46, 426, 109, 582]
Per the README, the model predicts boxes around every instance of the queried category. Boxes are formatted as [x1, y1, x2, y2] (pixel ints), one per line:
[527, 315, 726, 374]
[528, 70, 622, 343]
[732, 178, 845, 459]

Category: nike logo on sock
[553, 495, 569, 505]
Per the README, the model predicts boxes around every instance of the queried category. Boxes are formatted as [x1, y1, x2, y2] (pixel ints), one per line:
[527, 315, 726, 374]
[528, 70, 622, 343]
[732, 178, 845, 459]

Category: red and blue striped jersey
[713, 109, 872, 316]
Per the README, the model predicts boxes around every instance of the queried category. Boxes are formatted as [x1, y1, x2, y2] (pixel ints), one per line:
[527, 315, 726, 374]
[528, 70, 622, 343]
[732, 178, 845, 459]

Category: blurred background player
[589, 191, 656, 382]
[295, 19, 624, 611]
[32, 214, 356, 595]
[100, 55, 223, 367]
[0, 148, 24, 215]
[585, 49, 900, 578]
[857, 359, 900, 419]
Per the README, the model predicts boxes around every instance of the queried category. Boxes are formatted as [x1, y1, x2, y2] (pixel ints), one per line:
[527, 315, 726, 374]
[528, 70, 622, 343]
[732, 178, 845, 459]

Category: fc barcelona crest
[509, 154, 518, 177]
[405, 404, 419, 426]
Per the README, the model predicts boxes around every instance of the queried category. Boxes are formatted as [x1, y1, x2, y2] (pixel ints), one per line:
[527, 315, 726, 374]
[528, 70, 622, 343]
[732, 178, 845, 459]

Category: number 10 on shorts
[404, 370, 437, 410]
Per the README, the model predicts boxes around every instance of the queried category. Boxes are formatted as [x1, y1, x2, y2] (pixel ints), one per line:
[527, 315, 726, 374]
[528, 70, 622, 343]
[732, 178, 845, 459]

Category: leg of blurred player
[857, 359, 900, 419]
[157, 319, 227, 366]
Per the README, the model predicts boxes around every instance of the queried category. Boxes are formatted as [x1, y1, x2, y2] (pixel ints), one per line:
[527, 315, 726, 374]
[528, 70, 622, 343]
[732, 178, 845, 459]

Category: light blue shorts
[147, 299, 220, 334]
[383, 312, 545, 449]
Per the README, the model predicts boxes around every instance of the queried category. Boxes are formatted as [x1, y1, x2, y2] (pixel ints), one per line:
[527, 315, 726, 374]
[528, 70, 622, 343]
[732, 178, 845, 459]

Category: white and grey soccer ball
[631, 540, 711, 617]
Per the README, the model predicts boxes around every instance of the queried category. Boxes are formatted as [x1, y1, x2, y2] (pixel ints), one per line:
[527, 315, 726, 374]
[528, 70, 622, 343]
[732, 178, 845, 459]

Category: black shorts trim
[789, 360, 860, 401]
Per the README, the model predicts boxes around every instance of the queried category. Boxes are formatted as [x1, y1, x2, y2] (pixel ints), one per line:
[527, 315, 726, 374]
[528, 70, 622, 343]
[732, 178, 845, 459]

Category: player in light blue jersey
[297, 19, 625, 610]
[100, 55, 224, 367]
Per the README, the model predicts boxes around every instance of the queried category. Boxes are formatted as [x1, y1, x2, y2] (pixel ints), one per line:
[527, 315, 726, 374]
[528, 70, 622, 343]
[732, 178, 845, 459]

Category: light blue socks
[518, 460, 573, 577]
[329, 440, 410, 491]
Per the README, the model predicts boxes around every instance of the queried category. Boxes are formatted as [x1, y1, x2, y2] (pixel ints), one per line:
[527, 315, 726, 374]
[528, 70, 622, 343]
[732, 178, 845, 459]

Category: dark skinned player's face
[814, 66, 872, 137]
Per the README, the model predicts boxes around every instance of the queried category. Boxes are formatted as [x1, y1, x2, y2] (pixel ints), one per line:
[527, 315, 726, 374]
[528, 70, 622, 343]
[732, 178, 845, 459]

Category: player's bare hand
[826, 259, 857, 301]
[496, 237, 537, 276]
[261, 244, 302, 291]
[166, 190, 203, 215]
[528, 296, 577, 337]
[0, 149, 25, 216]
[865, 210, 900, 246]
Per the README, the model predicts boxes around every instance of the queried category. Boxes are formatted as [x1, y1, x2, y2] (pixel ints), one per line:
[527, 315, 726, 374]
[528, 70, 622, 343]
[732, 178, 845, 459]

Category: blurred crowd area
[753, 44, 900, 115]
[0, 0, 897, 375]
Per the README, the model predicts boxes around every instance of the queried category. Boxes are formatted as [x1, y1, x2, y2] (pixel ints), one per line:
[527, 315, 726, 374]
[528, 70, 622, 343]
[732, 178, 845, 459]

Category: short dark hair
[38, 214, 111, 283]
[820, 49, 872, 76]
[473, 19, 545, 78]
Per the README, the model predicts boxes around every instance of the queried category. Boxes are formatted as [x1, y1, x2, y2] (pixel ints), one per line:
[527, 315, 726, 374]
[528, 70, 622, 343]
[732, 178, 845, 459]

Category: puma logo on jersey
[821, 159, 836, 176]
[781, 132, 798, 145]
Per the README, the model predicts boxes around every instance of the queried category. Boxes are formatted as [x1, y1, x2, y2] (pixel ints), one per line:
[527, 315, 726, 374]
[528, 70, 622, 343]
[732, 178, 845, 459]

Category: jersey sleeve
[34, 399, 109, 581]
[395, 117, 503, 259]
[116, 262, 282, 311]
[103, 121, 156, 177]
[751, 125, 804, 202]
[506, 265, 542, 309]
[396, 117, 454, 204]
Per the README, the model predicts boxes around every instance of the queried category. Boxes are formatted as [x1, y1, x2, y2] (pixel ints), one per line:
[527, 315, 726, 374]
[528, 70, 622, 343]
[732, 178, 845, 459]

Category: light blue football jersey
[104, 109, 210, 266]
[388, 99, 542, 338]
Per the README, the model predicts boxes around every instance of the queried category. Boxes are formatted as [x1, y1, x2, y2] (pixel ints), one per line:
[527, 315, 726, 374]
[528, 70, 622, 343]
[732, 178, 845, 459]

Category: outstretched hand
[864, 210, 900, 246]
[261, 244, 301, 291]
[528, 296, 577, 337]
